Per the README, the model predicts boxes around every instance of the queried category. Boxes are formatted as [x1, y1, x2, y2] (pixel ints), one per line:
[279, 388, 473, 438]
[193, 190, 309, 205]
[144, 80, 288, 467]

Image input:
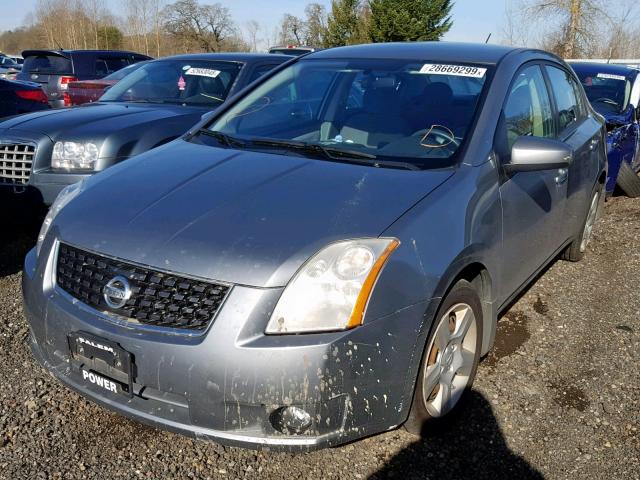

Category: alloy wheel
[422, 303, 478, 418]
[580, 191, 599, 253]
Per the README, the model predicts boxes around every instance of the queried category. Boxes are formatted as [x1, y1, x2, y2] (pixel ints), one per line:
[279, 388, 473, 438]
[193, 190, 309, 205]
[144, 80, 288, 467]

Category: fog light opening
[269, 406, 312, 435]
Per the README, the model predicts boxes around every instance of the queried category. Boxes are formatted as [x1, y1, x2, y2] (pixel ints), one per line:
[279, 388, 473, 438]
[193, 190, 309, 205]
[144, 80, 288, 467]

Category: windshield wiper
[197, 129, 246, 148]
[249, 139, 421, 170]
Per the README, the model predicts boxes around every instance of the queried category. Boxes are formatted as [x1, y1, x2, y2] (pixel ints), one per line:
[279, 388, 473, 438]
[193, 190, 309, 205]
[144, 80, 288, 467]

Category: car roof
[569, 61, 638, 76]
[21, 49, 149, 57]
[157, 52, 291, 64]
[306, 41, 521, 65]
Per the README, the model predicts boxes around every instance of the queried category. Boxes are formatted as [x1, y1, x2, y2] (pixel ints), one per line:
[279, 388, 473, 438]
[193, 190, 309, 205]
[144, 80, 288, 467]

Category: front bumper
[22, 245, 430, 451]
[28, 171, 91, 205]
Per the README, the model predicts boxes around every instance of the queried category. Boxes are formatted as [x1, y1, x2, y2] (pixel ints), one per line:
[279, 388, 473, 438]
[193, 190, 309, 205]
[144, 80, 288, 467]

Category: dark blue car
[571, 62, 640, 196]
[0, 78, 50, 118]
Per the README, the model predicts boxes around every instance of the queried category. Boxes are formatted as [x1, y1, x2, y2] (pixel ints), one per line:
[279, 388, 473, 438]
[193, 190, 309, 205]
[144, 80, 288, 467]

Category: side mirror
[504, 136, 573, 173]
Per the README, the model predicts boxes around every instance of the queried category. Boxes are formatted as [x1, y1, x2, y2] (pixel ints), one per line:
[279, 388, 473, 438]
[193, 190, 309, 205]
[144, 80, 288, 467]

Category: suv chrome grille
[56, 243, 231, 331]
[0, 143, 35, 185]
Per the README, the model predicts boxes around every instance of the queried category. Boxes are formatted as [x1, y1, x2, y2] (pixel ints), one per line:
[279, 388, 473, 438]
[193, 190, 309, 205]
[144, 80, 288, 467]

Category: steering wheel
[417, 125, 460, 149]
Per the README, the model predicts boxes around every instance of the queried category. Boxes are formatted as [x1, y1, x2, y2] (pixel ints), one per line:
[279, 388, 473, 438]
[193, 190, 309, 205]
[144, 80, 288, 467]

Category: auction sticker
[596, 73, 626, 81]
[185, 67, 221, 78]
[419, 64, 487, 78]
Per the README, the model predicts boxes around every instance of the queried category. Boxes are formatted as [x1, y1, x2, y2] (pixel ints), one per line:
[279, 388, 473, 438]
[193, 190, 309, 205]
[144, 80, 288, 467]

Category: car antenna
[54, 38, 64, 51]
[485, 33, 492, 44]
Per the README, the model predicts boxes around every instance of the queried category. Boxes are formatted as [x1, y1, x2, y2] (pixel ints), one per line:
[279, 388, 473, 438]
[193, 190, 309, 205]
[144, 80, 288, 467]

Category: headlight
[52, 141, 99, 170]
[266, 238, 400, 334]
[36, 181, 83, 256]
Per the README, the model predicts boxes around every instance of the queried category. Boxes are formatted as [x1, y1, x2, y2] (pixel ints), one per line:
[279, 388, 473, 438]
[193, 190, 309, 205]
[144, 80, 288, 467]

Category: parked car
[570, 62, 640, 196]
[0, 79, 50, 119]
[0, 53, 289, 204]
[23, 42, 606, 451]
[268, 45, 318, 56]
[8, 55, 24, 65]
[16, 49, 152, 108]
[0, 56, 22, 80]
[67, 61, 149, 105]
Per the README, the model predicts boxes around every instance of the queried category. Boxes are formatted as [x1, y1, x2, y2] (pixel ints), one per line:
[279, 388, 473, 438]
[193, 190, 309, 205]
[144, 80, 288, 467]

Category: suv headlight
[266, 238, 399, 334]
[36, 181, 84, 256]
[52, 141, 99, 170]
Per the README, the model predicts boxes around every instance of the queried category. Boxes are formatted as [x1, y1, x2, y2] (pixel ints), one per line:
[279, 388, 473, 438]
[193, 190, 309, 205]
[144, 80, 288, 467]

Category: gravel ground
[0, 197, 639, 480]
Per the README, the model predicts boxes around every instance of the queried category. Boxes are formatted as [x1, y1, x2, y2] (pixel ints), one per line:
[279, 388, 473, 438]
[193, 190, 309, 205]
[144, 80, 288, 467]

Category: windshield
[573, 67, 632, 114]
[0, 58, 18, 67]
[206, 59, 489, 168]
[100, 60, 243, 106]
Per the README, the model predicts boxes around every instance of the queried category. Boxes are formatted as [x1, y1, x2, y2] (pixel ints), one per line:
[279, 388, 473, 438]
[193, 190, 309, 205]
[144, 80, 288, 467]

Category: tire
[563, 186, 601, 262]
[616, 161, 640, 198]
[404, 280, 483, 436]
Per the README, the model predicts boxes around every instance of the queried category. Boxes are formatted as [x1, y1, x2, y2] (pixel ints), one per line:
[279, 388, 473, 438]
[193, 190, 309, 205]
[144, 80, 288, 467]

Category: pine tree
[323, 0, 362, 47]
[368, 0, 453, 43]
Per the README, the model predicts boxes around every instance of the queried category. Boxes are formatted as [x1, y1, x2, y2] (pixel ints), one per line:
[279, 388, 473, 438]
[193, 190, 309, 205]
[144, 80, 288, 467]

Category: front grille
[56, 243, 231, 331]
[0, 143, 35, 185]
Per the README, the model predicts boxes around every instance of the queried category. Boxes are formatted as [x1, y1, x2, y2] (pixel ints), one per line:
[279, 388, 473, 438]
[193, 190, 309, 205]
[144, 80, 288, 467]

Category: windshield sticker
[418, 64, 486, 78]
[596, 73, 626, 81]
[185, 67, 221, 78]
[177, 75, 186, 91]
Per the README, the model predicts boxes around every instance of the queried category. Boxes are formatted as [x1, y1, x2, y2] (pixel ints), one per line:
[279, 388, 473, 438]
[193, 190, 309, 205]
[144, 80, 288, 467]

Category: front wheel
[404, 280, 482, 435]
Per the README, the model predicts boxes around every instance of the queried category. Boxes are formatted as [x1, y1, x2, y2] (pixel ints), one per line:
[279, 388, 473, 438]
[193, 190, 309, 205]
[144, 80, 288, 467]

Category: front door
[496, 64, 568, 301]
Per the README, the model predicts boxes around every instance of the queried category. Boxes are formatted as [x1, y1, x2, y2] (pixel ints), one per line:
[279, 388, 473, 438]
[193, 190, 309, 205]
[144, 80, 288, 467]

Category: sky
[0, 0, 507, 45]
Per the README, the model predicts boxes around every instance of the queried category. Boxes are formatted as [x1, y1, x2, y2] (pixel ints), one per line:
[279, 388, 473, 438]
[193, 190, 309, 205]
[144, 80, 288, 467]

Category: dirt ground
[0, 197, 638, 480]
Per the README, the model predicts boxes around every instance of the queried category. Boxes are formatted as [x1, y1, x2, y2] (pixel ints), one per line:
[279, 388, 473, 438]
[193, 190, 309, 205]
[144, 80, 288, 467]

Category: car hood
[55, 140, 454, 288]
[0, 102, 205, 141]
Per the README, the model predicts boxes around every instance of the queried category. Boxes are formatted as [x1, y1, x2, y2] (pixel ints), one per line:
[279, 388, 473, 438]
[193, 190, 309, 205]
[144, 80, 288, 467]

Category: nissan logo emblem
[103, 275, 132, 309]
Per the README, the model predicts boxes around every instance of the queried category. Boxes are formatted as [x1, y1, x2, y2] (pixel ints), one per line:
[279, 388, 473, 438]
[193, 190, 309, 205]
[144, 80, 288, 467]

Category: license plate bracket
[68, 331, 135, 398]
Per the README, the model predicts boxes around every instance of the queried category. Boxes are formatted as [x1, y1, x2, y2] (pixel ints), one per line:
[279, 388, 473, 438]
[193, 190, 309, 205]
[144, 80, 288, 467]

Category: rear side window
[22, 55, 72, 74]
[501, 65, 554, 151]
[95, 56, 130, 76]
[546, 66, 583, 133]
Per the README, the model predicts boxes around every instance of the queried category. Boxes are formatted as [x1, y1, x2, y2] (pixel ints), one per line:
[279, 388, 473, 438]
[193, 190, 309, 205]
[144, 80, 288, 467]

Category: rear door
[496, 63, 568, 299]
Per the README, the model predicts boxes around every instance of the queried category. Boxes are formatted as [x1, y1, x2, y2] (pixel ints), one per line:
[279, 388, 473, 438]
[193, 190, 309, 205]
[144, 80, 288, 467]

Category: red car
[66, 61, 148, 106]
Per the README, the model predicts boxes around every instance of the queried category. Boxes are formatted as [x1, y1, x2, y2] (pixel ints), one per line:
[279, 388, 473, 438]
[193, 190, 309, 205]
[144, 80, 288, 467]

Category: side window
[501, 65, 554, 152]
[248, 64, 279, 84]
[96, 57, 129, 75]
[545, 66, 582, 133]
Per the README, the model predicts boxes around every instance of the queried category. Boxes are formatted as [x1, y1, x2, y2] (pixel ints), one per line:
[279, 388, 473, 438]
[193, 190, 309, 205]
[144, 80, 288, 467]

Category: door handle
[555, 168, 568, 185]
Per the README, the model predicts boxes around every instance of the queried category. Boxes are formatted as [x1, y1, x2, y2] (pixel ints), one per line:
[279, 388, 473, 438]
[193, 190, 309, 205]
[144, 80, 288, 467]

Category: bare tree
[304, 3, 327, 46]
[501, 0, 531, 47]
[594, 0, 639, 58]
[245, 20, 260, 52]
[279, 14, 306, 45]
[524, 0, 606, 57]
[163, 0, 235, 52]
